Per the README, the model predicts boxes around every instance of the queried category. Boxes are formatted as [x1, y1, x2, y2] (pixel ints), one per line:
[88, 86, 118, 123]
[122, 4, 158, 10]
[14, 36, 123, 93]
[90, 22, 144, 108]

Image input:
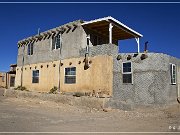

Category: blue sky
[0, 2, 180, 71]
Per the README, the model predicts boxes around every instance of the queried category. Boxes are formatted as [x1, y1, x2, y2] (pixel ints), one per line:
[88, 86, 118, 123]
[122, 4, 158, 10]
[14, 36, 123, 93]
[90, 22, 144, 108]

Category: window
[52, 35, 61, 50]
[65, 67, 76, 84]
[122, 62, 132, 84]
[170, 64, 176, 84]
[28, 43, 33, 55]
[32, 70, 39, 83]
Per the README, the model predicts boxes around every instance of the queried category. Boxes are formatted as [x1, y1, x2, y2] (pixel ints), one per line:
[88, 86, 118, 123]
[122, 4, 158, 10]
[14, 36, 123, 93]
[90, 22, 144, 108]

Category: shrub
[14, 86, 28, 91]
[49, 86, 58, 94]
[73, 92, 85, 97]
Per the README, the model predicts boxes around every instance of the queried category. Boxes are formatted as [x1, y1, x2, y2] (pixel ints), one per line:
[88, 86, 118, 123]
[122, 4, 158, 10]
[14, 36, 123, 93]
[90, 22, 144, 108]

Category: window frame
[27, 42, 33, 55]
[32, 70, 39, 83]
[64, 67, 76, 84]
[122, 62, 133, 84]
[170, 63, 176, 85]
[52, 34, 61, 50]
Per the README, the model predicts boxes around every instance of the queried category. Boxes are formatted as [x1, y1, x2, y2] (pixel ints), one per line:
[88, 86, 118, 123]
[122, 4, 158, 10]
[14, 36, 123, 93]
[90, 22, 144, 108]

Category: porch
[82, 16, 143, 53]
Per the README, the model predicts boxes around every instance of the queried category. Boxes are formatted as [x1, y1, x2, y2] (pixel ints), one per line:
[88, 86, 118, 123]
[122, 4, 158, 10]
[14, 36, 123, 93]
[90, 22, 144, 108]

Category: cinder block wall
[113, 53, 180, 105]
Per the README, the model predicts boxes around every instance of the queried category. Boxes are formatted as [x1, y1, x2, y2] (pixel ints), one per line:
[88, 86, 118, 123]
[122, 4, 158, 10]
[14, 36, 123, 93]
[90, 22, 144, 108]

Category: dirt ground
[0, 89, 180, 135]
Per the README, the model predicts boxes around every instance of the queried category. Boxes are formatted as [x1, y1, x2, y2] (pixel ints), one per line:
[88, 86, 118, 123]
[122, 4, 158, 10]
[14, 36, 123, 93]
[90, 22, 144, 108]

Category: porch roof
[81, 16, 143, 40]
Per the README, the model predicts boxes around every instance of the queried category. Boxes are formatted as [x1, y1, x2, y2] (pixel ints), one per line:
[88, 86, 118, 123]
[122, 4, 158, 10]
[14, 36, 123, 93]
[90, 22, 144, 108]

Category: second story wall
[17, 19, 119, 67]
[17, 20, 88, 66]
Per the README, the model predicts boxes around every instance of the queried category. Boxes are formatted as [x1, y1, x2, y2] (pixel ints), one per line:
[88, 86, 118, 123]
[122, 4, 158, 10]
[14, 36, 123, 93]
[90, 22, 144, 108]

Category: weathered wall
[0, 72, 6, 87]
[17, 20, 88, 66]
[112, 53, 180, 105]
[80, 43, 118, 57]
[15, 55, 113, 95]
[17, 21, 114, 67]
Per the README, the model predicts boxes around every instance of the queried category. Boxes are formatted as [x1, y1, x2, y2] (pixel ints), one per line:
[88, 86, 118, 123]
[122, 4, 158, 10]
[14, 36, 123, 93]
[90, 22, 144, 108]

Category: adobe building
[0, 72, 6, 88]
[15, 16, 180, 106]
[0, 64, 16, 88]
[6, 64, 16, 88]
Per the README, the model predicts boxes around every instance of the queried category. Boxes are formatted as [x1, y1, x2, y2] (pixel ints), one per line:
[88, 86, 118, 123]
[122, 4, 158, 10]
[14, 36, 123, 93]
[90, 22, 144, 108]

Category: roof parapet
[18, 20, 83, 47]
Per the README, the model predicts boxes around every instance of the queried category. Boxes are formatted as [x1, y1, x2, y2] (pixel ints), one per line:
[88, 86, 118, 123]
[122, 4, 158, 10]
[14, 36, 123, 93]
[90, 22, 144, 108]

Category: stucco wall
[112, 53, 180, 105]
[0, 72, 6, 87]
[17, 20, 88, 66]
[15, 55, 113, 95]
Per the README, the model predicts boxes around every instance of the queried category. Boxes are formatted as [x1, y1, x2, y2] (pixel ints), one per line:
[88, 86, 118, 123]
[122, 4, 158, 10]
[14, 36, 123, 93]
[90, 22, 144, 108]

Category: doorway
[10, 76, 15, 87]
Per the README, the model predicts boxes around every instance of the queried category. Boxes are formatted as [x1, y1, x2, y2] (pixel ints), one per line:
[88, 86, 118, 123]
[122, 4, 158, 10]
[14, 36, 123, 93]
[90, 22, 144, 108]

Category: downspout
[20, 45, 25, 87]
[58, 33, 62, 92]
[84, 35, 90, 70]
[5, 73, 8, 89]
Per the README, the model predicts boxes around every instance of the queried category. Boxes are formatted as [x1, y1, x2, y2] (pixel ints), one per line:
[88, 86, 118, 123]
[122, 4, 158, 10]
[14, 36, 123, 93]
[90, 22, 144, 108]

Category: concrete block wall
[79, 43, 118, 57]
[112, 53, 180, 105]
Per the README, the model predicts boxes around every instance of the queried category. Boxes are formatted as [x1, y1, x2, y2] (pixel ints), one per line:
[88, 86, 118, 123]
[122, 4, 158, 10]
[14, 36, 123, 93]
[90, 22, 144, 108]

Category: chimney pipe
[144, 41, 148, 53]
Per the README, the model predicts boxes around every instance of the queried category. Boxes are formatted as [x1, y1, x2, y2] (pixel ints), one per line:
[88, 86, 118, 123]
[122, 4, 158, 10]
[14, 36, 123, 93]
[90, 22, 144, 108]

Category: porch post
[135, 37, 140, 53]
[109, 23, 113, 44]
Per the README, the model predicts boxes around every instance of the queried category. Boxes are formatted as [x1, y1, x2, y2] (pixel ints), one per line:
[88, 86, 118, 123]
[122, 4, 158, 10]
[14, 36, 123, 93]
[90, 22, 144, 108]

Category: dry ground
[0, 89, 180, 135]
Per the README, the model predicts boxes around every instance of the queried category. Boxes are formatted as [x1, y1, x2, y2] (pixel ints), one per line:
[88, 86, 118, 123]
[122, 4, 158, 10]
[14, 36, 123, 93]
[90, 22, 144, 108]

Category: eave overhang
[81, 16, 143, 40]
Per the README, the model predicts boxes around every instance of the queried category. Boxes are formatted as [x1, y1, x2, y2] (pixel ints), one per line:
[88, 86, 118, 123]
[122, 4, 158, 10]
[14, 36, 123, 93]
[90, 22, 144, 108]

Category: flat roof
[82, 16, 143, 40]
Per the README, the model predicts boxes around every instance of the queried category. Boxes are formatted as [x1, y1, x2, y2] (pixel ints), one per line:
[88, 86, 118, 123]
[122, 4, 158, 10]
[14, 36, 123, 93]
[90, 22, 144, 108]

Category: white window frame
[32, 70, 39, 83]
[170, 63, 176, 85]
[122, 61, 133, 84]
[64, 67, 76, 84]
[51, 34, 61, 50]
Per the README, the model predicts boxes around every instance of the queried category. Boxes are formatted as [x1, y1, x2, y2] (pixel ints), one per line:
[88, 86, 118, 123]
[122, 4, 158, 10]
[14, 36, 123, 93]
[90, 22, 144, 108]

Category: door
[10, 76, 15, 87]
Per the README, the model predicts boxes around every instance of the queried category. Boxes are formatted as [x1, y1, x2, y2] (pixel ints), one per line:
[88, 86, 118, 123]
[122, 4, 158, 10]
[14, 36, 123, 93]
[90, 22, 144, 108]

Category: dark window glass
[52, 37, 56, 50]
[56, 35, 61, 49]
[65, 67, 76, 84]
[28, 44, 31, 55]
[123, 74, 132, 83]
[52, 35, 61, 50]
[122, 62, 132, 84]
[170, 64, 176, 84]
[65, 76, 76, 84]
[28, 43, 33, 55]
[32, 70, 39, 83]
[123, 62, 131, 73]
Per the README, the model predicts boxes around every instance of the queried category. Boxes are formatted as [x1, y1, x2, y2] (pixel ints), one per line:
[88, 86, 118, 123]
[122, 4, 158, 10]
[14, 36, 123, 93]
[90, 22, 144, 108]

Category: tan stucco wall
[0, 72, 6, 87]
[15, 55, 113, 95]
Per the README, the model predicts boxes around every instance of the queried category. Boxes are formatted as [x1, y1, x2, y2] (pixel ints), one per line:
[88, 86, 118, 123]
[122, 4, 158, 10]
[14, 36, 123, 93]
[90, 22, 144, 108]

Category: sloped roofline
[82, 16, 143, 38]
